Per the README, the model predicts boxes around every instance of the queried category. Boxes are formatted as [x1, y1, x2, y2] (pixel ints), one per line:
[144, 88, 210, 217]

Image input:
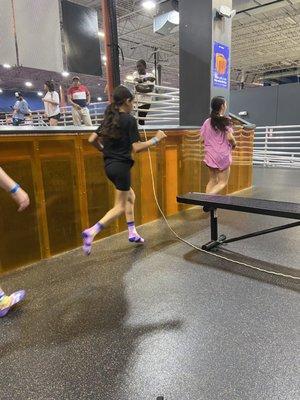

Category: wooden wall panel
[0, 159, 41, 273]
[139, 150, 159, 224]
[0, 126, 254, 273]
[165, 146, 179, 215]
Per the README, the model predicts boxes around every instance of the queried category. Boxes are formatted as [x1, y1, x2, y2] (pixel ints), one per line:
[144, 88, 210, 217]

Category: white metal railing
[254, 125, 300, 168]
[0, 84, 180, 127]
[125, 82, 179, 125]
[0, 102, 107, 127]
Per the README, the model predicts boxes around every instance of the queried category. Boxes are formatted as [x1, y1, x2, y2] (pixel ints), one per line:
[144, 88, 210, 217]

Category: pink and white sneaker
[0, 290, 26, 318]
[129, 234, 145, 244]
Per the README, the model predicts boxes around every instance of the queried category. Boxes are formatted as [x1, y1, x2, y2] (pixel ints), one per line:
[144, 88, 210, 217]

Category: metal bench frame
[177, 193, 300, 251]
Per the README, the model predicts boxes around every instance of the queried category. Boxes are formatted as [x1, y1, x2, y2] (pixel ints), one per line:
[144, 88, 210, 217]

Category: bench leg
[202, 209, 222, 251]
[210, 209, 218, 241]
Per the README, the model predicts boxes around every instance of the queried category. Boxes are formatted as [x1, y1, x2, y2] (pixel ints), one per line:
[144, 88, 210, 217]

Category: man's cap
[72, 76, 80, 81]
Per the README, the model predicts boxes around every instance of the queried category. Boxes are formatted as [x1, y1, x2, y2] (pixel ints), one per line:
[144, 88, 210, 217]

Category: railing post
[264, 127, 269, 167]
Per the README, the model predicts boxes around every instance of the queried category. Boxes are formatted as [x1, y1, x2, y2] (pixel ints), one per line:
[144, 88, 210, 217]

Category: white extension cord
[143, 127, 300, 281]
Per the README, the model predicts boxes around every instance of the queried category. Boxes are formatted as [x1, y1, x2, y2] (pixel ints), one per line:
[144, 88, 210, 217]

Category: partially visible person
[67, 76, 92, 126]
[104, 83, 108, 96]
[12, 92, 30, 126]
[83, 85, 166, 255]
[200, 96, 236, 195]
[42, 81, 60, 126]
[0, 167, 30, 317]
[132, 60, 155, 125]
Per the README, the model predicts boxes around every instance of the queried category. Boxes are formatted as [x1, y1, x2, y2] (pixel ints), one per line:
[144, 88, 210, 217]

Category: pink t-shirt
[200, 118, 233, 171]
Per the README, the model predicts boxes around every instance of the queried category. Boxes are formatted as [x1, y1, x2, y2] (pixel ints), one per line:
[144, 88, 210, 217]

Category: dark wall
[231, 83, 300, 126]
[277, 83, 300, 125]
[179, 0, 212, 126]
[61, 0, 102, 76]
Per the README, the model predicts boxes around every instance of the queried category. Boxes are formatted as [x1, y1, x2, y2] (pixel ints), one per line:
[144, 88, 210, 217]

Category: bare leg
[82, 189, 129, 255]
[206, 167, 230, 195]
[125, 188, 144, 243]
[125, 188, 135, 223]
[49, 118, 58, 126]
[206, 167, 219, 193]
[100, 189, 128, 226]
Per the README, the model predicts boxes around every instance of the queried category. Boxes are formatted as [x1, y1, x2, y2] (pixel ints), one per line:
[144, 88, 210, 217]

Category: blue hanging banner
[213, 42, 230, 89]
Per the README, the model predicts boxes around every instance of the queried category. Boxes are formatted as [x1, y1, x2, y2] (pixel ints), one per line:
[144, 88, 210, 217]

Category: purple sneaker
[0, 290, 26, 318]
[129, 234, 145, 244]
[82, 230, 93, 256]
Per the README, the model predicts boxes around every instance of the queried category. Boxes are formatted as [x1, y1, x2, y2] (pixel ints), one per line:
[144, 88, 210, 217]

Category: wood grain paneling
[0, 125, 254, 273]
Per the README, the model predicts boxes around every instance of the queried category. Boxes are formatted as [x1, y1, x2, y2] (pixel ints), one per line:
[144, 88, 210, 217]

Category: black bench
[177, 193, 300, 251]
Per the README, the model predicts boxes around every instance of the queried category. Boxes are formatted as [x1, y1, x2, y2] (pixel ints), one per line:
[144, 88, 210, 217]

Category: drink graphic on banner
[213, 42, 230, 89]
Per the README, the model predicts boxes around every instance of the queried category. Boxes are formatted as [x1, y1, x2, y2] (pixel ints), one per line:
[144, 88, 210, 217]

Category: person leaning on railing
[132, 59, 155, 126]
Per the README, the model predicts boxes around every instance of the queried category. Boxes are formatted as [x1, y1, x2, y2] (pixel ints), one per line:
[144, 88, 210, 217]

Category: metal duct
[153, 10, 179, 35]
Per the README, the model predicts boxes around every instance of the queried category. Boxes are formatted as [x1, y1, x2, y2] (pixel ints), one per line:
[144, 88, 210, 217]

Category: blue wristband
[10, 184, 20, 194]
[151, 137, 159, 146]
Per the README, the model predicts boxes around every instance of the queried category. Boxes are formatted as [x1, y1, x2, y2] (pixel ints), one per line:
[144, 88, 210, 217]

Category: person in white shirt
[42, 81, 60, 126]
[132, 60, 156, 125]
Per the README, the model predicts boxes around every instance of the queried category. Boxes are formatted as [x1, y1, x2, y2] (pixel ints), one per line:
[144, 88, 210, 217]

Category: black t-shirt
[99, 113, 141, 165]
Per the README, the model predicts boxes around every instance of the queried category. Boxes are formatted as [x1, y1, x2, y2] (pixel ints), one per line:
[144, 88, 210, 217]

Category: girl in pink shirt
[200, 96, 236, 194]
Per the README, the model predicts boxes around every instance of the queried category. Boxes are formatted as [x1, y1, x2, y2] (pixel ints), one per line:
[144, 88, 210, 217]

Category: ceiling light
[98, 31, 105, 38]
[62, 71, 70, 77]
[3, 63, 11, 69]
[25, 81, 33, 87]
[0, 89, 3, 93]
[37, 91, 43, 96]
[97, 97, 102, 101]
[142, 0, 156, 10]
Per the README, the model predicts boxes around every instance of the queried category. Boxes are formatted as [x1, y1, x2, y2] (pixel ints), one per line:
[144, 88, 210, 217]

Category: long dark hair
[210, 96, 232, 132]
[45, 80, 55, 92]
[98, 85, 134, 139]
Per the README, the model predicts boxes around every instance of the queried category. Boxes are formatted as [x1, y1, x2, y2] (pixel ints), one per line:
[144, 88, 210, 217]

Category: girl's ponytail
[97, 86, 134, 139]
[210, 96, 232, 133]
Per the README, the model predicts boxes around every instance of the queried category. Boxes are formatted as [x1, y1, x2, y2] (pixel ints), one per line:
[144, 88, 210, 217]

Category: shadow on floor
[184, 247, 300, 292]
[1, 244, 183, 399]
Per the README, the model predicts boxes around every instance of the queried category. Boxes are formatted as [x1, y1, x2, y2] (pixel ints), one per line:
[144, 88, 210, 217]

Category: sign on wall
[212, 42, 230, 89]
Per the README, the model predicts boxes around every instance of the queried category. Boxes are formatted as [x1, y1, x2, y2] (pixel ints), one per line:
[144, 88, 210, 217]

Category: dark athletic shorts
[48, 113, 61, 122]
[104, 161, 132, 191]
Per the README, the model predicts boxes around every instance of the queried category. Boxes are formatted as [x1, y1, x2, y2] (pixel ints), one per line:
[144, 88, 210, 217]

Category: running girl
[82, 85, 166, 255]
[200, 96, 236, 194]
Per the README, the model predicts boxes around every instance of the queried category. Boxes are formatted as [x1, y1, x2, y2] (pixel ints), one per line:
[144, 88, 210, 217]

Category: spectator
[132, 60, 155, 125]
[12, 92, 30, 126]
[67, 76, 92, 126]
[42, 81, 60, 126]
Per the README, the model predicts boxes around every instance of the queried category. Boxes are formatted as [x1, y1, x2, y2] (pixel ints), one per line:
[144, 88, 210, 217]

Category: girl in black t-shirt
[82, 85, 166, 255]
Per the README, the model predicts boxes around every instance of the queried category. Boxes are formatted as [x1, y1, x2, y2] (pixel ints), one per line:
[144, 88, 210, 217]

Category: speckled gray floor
[0, 167, 299, 400]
